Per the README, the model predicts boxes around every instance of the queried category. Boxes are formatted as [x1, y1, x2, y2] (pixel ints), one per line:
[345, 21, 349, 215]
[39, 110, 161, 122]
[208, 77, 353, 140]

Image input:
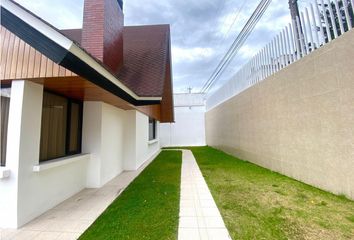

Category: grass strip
[184, 146, 354, 240]
[79, 150, 182, 240]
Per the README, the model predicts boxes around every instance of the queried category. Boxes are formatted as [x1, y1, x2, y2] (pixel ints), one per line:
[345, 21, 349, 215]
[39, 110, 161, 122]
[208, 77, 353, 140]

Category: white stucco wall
[160, 93, 206, 147]
[0, 84, 161, 228]
[123, 110, 160, 170]
[82, 104, 159, 186]
[82, 102, 102, 188]
[0, 81, 88, 228]
[100, 103, 125, 185]
[123, 110, 138, 171]
[136, 111, 160, 168]
[0, 80, 29, 228]
[82, 102, 125, 188]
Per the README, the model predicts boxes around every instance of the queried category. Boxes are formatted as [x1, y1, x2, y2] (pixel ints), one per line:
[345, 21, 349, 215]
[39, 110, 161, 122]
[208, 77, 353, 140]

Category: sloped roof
[60, 29, 82, 44]
[60, 25, 171, 98]
[118, 25, 170, 97]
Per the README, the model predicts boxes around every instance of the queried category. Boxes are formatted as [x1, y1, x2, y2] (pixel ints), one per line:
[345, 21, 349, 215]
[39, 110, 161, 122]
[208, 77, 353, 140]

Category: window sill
[33, 154, 90, 172]
[0, 167, 11, 179]
[148, 139, 158, 145]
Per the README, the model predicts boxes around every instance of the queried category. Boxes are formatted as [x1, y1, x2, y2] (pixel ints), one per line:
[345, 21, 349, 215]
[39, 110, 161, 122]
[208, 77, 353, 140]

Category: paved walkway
[1, 150, 231, 240]
[178, 150, 231, 240]
[0, 152, 158, 240]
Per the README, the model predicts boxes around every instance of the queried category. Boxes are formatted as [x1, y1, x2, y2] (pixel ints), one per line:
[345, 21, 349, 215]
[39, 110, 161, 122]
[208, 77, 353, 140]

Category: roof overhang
[0, 0, 161, 106]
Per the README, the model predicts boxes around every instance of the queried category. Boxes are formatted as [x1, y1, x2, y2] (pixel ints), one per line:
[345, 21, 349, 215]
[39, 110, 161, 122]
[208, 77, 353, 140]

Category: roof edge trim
[0, 0, 161, 103]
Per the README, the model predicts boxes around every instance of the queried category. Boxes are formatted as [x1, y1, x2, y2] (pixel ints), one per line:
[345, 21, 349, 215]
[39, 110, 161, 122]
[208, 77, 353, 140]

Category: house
[0, 0, 174, 228]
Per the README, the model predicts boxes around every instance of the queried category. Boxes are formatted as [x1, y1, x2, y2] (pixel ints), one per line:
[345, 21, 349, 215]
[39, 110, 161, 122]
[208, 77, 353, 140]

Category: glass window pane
[40, 92, 67, 161]
[148, 117, 156, 141]
[1, 93, 11, 166]
[69, 102, 80, 153]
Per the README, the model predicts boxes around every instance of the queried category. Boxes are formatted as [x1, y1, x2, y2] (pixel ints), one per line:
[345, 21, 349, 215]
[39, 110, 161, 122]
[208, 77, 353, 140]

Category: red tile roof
[118, 25, 170, 97]
[60, 29, 82, 44]
[60, 24, 171, 98]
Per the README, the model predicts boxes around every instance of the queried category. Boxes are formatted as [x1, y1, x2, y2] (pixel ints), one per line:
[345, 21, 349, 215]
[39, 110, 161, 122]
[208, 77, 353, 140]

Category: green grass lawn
[79, 151, 182, 240]
[185, 146, 354, 240]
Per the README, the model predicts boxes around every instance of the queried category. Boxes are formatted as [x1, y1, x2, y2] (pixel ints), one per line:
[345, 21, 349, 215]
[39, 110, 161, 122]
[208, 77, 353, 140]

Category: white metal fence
[206, 0, 354, 110]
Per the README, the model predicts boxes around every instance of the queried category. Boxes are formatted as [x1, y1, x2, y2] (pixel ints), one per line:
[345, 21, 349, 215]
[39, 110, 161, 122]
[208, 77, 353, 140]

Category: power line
[212, 0, 248, 57]
[224, 0, 248, 37]
[201, 0, 271, 93]
[201, 0, 272, 93]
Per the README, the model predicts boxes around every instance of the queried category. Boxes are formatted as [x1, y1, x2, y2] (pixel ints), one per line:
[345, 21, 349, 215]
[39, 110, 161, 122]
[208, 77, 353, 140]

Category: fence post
[314, 0, 326, 45]
[301, 12, 310, 54]
[334, 0, 345, 35]
[343, 0, 353, 29]
[326, 0, 338, 38]
[305, 8, 315, 51]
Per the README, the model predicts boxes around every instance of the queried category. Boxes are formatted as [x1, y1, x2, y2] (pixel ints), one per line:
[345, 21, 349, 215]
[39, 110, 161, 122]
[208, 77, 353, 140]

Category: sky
[14, 0, 311, 93]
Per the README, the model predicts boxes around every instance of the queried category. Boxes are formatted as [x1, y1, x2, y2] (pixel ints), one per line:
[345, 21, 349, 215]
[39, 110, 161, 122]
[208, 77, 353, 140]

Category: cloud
[13, 0, 295, 93]
[172, 46, 215, 63]
[15, 0, 83, 29]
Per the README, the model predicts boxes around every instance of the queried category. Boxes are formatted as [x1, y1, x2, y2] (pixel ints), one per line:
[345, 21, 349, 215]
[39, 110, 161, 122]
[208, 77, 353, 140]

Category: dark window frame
[1, 96, 10, 166]
[148, 117, 157, 141]
[1, 83, 11, 167]
[40, 90, 83, 162]
[65, 98, 83, 156]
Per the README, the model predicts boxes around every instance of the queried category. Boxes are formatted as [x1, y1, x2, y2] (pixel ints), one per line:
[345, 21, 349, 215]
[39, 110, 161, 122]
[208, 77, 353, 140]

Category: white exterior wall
[160, 93, 206, 147]
[136, 111, 160, 168]
[82, 102, 126, 188]
[100, 103, 125, 185]
[0, 82, 161, 228]
[123, 110, 138, 171]
[123, 110, 160, 170]
[82, 102, 102, 188]
[0, 81, 88, 228]
[0, 80, 31, 228]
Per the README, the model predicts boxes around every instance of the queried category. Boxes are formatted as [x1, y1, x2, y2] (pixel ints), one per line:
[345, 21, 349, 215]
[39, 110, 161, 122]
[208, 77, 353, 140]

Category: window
[148, 117, 157, 141]
[39, 91, 82, 161]
[1, 88, 11, 166]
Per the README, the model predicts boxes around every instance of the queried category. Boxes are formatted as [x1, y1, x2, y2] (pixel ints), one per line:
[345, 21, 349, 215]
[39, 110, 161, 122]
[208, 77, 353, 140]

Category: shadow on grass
[79, 151, 182, 240]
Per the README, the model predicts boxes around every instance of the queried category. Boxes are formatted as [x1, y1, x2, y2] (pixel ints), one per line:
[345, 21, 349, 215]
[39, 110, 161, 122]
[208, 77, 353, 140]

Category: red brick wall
[82, 0, 104, 61]
[82, 0, 124, 73]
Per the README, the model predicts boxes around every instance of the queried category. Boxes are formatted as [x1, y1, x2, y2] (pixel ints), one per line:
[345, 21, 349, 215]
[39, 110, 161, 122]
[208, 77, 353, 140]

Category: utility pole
[289, 0, 300, 22]
[288, 0, 304, 56]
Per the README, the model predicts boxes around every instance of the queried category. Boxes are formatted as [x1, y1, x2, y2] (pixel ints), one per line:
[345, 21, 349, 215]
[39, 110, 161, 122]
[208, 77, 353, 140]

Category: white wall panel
[160, 93, 206, 147]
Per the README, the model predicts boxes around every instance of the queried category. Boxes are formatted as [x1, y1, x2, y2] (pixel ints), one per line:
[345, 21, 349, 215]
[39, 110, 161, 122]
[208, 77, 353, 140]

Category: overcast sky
[14, 0, 310, 93]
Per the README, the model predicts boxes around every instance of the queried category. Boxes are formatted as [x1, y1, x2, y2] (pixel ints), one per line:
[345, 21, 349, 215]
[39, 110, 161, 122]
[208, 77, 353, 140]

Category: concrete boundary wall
[205, 30, 354, 199]
[160, 93, 206, 147]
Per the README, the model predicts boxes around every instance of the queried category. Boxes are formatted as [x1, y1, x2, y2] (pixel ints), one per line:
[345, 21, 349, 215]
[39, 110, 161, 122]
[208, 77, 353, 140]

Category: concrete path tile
[0, 229, 18, 240]
[207, 228, 231, 240]
[179, 217, 199, 228]
[177, 150, 231, 240]
[34, 231, 61, 240]
[204, 217, 227, 228]
[56, 232, 81, 240]
[201, 207, 222, 217]
[178, 228, 200, 240]
[9, 230, 40, 240]
[180, 207, 196, 217]
[199, 228, 209, 240]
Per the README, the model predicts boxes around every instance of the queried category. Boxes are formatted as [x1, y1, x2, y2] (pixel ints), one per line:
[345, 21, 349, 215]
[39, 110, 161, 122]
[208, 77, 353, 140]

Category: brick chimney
[81, 0, 124, 74]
